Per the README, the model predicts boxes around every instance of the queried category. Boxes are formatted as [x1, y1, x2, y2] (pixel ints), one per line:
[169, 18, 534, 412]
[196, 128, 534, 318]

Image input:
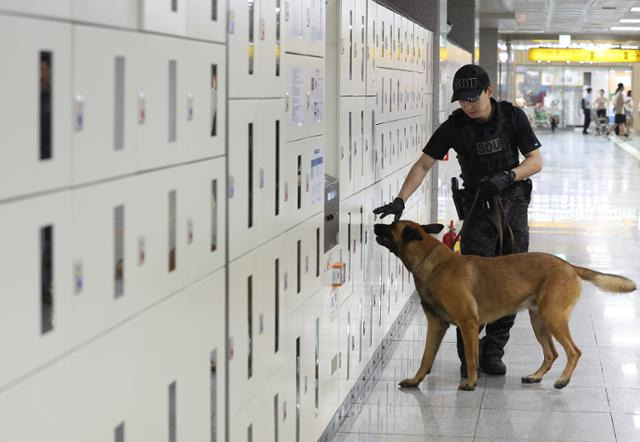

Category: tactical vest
[452, 101, 520, 187]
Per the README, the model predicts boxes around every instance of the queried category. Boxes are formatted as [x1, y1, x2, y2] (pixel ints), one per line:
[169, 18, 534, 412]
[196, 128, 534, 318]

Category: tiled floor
[332, 130, 640, 441]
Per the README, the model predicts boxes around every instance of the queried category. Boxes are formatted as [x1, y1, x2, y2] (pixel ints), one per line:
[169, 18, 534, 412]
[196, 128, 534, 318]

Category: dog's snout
[374, 223, 391, 236]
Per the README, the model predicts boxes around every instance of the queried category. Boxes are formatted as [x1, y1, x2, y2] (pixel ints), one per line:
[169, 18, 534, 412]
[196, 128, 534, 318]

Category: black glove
[477, 171, 513, 201]
[373, 197, 405, 221]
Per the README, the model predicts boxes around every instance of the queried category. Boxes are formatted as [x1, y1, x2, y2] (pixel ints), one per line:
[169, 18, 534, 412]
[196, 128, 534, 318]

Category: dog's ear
[402, 226, 423, 244]
[421, 223, 444, 235]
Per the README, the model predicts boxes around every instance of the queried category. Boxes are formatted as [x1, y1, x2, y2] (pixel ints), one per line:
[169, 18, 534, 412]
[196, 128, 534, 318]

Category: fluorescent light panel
[610, 26, 640, 31]
[620, 19, 640, 23]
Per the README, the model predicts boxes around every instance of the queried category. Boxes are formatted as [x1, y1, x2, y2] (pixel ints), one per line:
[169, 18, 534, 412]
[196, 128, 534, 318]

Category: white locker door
[71, 177, 138, 342]
[373, 121, 383, 181]
[229, 249, 267, 419]
[339, 0, 355, 96]
[376, 5, 391, 69]
[228, 0, 260, 97]
[338, 98, 354, 198]
[396, 70, 405, 120]
[0, 360, 73, 441]
[184, 158, 226, 282]
[402, 16, 411, 69]
[353, 97, 366, 193]
[139, 0, 187, 36]
[393, 13, 402, 67]
[0, 0, 69, 18]
[135, 34, 187, 171]
[186, 0, 226, 42]
[300, 291, 324, 439]
[228, 101, 264, 261]
[338, 293, 361, 401]
[354, 0, 367, 95]
[185, 40, 226, 162]
[72, 26, 138, 185]
[307, 0, 326, 56]
[338, 195, 357, 299]
[365, 0, 377, 96]
[281, 136, 325, 230]
[301, 213, 324, 298]
[0, 16, 71, 201]
[363, 96, 376, 188]
[259, 0, 287, 96]
[280, 301, 307, 442]
[374, 68, 391, 124]
[283, 0, 325, 57]
[0, 192, 72, 390]
[279, 222, 308, 316]
[72, 0, 137, 28]
[284, 54, 324, 142]
[261, 237, 285, 384]
[129, 168, 189, 302]
[259, 99, 287, 240]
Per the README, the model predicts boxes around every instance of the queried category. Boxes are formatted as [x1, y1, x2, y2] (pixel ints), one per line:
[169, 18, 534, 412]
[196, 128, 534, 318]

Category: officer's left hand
[477, 171, 512, 201]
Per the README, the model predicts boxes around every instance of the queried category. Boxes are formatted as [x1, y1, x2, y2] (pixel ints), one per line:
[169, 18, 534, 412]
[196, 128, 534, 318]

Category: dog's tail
[571, 265, 636, 293]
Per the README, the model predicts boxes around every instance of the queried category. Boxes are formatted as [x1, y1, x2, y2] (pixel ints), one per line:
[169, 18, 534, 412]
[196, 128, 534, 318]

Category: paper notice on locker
[291, 67, 305, 125]
[311, 68, 324, 122]
[290, 0, 304, 38]
[310, 0, 324, 42]
[310, 148, 324, 205]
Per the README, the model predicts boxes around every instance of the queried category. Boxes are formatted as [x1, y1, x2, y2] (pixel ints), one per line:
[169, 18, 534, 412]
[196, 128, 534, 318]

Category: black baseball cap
[451, 64, 491, 103]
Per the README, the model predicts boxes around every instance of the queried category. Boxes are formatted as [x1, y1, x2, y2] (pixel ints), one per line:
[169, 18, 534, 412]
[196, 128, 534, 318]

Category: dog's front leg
[458, 318, 480, 391]
[399, 306, 449, 388]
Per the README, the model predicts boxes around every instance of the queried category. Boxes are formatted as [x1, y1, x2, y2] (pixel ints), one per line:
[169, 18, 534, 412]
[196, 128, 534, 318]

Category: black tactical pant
[456, 180, 532, 363]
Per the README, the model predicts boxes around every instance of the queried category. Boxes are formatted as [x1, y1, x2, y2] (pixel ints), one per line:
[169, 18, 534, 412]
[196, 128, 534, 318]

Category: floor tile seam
[472, 379, 486, 440]
[335, 431, 475, 438]
[338, 428, 478, 437]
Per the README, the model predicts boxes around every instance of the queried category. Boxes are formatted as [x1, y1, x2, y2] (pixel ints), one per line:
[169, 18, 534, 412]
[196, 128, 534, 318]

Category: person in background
[607, 83, 628, 138]
[593, 89, 609, 135]
[582, 87, 592, 134]
[625, 90, 634, 131]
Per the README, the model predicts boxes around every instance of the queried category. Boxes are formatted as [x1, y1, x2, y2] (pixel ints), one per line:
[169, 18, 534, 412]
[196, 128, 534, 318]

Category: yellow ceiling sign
[529, 48, 640, 63]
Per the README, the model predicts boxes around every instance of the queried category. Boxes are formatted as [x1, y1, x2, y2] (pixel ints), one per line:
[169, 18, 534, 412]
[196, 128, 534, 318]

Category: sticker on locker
[310, 148, 323, 205]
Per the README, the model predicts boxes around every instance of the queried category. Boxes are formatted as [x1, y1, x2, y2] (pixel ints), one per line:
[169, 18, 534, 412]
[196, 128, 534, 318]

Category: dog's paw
[398, 378, 421, 388]
[521, 376, 542, 384]
[457, 381, 476, 391]
[554, 380, 569, 389]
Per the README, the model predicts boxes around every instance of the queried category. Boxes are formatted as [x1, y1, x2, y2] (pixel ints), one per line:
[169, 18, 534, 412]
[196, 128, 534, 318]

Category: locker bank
[2, 0, 640, 441]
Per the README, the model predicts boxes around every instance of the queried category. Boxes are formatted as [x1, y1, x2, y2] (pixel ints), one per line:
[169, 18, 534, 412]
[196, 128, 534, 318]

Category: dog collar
[409, 245, 441, 274]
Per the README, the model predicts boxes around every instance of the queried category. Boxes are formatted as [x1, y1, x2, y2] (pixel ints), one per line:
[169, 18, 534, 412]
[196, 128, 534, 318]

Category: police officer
[373, 64, 543, 378]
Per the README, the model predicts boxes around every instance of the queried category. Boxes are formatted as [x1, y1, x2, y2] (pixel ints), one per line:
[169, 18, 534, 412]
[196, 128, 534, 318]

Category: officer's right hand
[373, 197, 405, 222]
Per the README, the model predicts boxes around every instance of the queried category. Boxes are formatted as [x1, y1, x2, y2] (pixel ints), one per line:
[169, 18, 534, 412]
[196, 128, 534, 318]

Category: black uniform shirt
[423, 99, 541, 161]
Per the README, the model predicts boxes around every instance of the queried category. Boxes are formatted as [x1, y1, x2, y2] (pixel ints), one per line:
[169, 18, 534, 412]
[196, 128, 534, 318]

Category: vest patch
[475, 137, 504, 156]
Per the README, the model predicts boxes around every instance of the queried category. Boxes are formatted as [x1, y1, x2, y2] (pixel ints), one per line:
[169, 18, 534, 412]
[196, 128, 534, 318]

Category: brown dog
[374, 220, 636, 391]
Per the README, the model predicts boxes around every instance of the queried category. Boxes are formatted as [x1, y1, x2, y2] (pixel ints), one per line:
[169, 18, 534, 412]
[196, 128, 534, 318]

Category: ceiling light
[632, 7, 640, 12]
[610, 26, 640, 31]
[620, 19, 640, 23]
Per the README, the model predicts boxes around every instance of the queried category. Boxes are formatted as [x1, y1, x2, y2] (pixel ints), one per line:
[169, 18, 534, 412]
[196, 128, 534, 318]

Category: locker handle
[137, 92, 146, 124]
[74, 95, 84, 131]
[259, 168, 265, 189]
[305, 174, 309, 192]
[285, 93, 289, 112]
[306, 91, 310, 110]
[306, 7, 310, 27]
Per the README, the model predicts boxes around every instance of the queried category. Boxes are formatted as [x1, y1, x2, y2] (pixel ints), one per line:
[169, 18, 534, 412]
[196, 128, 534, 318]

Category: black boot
[478, 314, 516, 376]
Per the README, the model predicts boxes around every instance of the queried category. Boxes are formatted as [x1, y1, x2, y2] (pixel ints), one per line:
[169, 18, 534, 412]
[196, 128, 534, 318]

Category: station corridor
[333, 131, 640, 442]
